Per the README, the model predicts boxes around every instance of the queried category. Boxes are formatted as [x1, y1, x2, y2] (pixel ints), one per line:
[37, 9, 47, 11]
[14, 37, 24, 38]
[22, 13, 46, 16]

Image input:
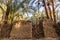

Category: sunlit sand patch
[14, 22, 21, 29]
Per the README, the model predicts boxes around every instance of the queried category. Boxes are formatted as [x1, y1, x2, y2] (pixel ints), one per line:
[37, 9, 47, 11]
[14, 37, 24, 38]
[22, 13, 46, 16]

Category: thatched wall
[43, 19, 58, 38]
[10, 20, 32, 39]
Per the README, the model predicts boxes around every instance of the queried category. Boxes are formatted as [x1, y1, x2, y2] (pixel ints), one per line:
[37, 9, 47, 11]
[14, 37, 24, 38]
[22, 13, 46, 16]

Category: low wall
[10, 20, 32, 39]
[43, 19, 58, 38]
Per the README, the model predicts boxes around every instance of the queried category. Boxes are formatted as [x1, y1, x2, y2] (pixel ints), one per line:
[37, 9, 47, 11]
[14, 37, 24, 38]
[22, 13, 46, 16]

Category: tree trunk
[52, 0, 56, 22]
[0, 4, 12, 38]
[38, 0, 40, 13]
[42, 0, 49, 19]
[47, 2, 52, 20]
[4, 4, 10, 24]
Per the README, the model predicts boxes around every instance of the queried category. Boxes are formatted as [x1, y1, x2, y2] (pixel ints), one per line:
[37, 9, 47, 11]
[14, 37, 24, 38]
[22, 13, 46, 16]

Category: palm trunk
[1, 6, 11, 38]
[42, 0, 49, 19]
[52, 0, 56, 22]
[48, 2, 52, 20]
[38, 0, 40, 13]
[1, 2, 12, 37]
[4, 4, 10, 24]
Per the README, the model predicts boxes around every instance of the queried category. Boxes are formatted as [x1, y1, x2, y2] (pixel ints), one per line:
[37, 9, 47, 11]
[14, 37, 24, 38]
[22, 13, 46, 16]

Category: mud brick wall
[43, 19, 58, 38]
[10, 20, 32, 39]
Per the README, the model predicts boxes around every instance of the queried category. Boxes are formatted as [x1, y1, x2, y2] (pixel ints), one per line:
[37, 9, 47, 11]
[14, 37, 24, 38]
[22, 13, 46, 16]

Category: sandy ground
[0, 37, 60, 40]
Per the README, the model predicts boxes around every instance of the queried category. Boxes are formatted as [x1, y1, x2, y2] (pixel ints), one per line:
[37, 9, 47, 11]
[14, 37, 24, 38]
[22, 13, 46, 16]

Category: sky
[28, 0, 60, 18]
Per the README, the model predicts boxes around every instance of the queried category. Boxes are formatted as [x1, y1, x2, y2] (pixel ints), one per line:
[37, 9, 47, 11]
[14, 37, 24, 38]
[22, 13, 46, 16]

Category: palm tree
[47, 0, 53, 20]
[51, 0, 56, 22]
[42, 0, 49, 19]
[0, 0, 32, 37]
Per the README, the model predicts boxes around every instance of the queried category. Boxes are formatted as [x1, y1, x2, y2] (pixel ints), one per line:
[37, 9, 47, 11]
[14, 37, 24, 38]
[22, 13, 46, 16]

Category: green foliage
[0, 0, 57, 24]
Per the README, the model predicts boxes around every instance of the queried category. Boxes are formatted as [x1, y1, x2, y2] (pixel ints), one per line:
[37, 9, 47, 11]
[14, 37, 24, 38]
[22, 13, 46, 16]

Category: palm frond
[0, 6, 5, 13]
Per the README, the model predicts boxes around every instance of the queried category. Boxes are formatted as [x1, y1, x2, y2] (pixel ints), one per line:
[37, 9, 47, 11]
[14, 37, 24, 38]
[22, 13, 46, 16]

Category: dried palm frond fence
[0, 22, 12, 38]
[0, 20, 32, 39]
[32, 19, 58, 38]
[10, 20, 32, 39]
[0, 19, 60, 39]
[32, 0, 59, 39]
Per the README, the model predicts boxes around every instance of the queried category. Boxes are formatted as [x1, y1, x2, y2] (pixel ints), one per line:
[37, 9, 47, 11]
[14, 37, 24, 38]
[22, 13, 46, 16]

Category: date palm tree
[42, 0, 49, 19]
[51, 0, 56, 22]
[0, 0, 33, 37]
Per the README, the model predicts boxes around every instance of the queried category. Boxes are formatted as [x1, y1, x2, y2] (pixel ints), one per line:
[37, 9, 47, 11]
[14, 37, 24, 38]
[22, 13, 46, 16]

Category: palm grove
[0, 0, 60, 38]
